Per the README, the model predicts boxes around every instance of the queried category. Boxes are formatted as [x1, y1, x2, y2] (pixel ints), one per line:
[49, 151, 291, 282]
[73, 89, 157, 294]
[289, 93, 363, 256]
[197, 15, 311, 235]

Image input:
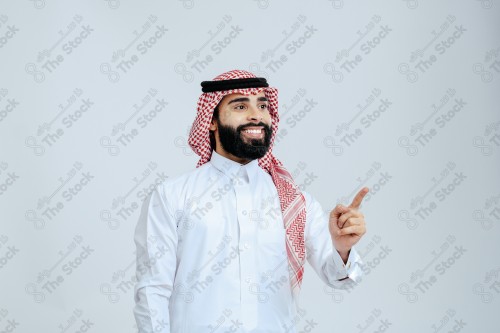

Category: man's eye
[234, 105, 246, 110]
[259, 104, 269, 109]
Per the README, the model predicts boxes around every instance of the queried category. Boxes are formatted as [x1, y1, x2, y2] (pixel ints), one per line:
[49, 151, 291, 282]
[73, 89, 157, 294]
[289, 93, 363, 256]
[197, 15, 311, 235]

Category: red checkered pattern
[188, 69, 307, 301]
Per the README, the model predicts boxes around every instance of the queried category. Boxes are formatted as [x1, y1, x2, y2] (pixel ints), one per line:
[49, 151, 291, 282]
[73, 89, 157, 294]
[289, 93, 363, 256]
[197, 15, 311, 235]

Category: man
[134, 69, 368, 333]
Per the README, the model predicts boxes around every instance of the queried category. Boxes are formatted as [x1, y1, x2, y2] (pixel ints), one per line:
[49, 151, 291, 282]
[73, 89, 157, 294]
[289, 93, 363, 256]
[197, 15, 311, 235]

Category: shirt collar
[209, 150, 261, 184]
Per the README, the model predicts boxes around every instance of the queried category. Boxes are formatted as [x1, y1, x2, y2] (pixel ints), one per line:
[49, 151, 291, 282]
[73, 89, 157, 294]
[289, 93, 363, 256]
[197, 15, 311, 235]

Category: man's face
[209, 91, 273, 163]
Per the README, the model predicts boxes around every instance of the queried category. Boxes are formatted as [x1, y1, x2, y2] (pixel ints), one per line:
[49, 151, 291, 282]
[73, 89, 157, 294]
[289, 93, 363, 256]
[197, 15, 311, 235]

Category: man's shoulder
[157, 162, 212, 192]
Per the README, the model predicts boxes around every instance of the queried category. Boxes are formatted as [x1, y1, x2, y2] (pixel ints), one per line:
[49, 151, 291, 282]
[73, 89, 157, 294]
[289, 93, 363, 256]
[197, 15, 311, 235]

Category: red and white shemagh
[188, 69, 307, 303]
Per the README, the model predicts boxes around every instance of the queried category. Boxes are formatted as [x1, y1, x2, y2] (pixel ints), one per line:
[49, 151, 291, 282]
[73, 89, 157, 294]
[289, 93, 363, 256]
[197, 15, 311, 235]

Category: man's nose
[247, 105, 261, 121]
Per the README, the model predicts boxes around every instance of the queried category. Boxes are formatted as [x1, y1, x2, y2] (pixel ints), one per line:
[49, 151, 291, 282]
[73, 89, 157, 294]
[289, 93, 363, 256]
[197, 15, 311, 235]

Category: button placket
[234, 167, 258, 326]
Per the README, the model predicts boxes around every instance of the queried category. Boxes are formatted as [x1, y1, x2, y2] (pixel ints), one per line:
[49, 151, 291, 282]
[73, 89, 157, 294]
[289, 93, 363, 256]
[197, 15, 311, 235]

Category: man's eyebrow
[227, 97, 250, 105]
[227, 96, 268, 105]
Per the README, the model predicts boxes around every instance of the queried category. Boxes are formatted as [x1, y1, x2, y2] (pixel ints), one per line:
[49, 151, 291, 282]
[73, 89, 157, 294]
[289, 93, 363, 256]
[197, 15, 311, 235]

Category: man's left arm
[303, 188, 368, 289]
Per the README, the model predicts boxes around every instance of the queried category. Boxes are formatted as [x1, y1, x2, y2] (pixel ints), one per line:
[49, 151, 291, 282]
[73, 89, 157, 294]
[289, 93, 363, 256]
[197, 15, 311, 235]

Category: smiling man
[133, 70, 368, 333]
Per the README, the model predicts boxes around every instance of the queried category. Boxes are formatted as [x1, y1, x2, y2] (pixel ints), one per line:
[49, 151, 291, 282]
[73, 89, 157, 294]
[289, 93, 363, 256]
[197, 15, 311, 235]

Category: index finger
[349, 187, 369, 209]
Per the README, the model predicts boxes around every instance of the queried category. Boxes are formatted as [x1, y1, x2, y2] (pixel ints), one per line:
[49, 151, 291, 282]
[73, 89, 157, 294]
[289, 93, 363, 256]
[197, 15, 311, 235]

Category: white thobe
[133, 150, 363, 333]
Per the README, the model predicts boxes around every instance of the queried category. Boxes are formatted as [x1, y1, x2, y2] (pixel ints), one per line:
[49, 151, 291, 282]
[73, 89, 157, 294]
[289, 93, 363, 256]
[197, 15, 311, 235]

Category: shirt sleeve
[303, 191, 363, 289]
[133, 184, 178, 333]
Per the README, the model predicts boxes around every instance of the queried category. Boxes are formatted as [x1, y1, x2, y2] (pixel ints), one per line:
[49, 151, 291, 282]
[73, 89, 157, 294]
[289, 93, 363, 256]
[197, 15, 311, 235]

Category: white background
[1, 1, 499, 332]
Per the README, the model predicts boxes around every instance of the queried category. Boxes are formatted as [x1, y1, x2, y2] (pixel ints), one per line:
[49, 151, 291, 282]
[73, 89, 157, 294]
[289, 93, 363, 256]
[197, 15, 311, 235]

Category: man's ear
[209, 118, 217, 131]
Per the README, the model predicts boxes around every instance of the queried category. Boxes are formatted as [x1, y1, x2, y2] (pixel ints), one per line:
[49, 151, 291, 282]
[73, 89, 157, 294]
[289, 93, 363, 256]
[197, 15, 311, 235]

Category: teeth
[244, 129, 261, 134]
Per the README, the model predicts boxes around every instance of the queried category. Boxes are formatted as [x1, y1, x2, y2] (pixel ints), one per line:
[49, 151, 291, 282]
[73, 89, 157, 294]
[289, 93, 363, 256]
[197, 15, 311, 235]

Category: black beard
[216, 121, 272, 160]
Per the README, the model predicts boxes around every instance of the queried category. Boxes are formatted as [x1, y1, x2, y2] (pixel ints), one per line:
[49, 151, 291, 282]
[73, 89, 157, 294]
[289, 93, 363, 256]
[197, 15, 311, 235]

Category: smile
[244, 129, 262, 134]
[241, 126, 264, 138]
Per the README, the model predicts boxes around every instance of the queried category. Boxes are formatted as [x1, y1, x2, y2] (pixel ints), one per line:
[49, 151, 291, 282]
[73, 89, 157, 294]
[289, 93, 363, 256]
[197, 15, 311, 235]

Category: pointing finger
[349, 187, 369, 209]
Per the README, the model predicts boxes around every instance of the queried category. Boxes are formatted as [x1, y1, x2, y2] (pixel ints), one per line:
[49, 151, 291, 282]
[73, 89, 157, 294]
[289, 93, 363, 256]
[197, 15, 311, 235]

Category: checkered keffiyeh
[188, 69, 307, 303]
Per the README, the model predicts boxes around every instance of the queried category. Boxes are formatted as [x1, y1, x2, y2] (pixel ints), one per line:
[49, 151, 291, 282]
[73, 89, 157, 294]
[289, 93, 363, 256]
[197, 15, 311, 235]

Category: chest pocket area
[258, 218, 287, 257]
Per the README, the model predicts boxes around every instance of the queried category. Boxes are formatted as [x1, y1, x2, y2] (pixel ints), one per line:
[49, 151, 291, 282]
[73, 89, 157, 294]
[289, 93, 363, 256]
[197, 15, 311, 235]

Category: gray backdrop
[1, 0, 499, 332]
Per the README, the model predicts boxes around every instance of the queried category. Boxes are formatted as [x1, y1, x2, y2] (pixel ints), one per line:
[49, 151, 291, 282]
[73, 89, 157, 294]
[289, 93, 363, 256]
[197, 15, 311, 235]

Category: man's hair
[209, 105, 219, 151]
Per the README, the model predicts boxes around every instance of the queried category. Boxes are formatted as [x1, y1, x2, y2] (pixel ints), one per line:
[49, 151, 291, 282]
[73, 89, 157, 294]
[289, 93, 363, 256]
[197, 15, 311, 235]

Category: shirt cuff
[329, 246, 363, 283]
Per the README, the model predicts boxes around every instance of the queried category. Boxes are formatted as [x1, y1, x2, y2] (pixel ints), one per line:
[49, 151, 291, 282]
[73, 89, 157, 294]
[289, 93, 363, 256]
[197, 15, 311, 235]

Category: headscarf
[188, 69, 306, 305]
